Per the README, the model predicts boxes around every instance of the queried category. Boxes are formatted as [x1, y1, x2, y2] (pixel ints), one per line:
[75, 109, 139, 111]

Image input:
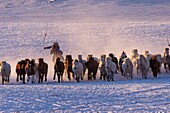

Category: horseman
[44, 41, 64, 63]
[44, 41, 63, 55]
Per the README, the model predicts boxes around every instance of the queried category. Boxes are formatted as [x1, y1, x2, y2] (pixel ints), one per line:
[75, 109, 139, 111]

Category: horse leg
[77, 74, 80, 82]
[20, 74, 22, 80]
[88, 71, 92, 80]
[23, 74, 25, 84]
[72, 71, 75, 80]
[68, 71, 71, 81]
[44, 73, 47, 82]
[38, 73, 41, 83]
[103, 73, 106, 80]
[100, 72, 102, 80]
[2, 77, 4, 85]
[40, 74, 43, 83]
[120, 67, 123, 76]
[41, 74, 44, 83]
[57, 73, 60, 83]
[53, 71, 56, 80]
[93, 70, 97, 80]
[164, 63, 168, 72]
[144, 70, 147, 79]
[107, 74, 110, 81]
[32, 75, 35, 84]
[111, 71, 114, 81]
[16, 73, 19, 82]
[130, 71, 133, 79]
[27, 75, 30, 82]
[61, 73, 63, 82]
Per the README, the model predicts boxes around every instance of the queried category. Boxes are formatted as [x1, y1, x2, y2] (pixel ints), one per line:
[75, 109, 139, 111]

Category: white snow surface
[0, 0, 170, 112]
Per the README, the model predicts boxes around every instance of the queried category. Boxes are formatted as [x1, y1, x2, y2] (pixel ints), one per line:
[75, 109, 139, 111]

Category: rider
[44, 41, 63, 55]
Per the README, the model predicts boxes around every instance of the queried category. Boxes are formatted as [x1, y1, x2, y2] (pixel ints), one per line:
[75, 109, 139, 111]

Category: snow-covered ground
[0, 0, 170, 112]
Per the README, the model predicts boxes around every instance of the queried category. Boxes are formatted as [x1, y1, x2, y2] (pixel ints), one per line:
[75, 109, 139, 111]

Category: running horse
[0, 61, 11, 84]
[163, 48, 170, 72]
[38, 58, 48, 83]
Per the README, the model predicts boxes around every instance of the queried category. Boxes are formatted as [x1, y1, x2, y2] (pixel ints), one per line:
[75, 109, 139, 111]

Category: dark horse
[16, 59, 29, 84]
[25, 59, 37, 84]
[53, 58, 65, 83]
[38, 58, 48, 83]
[163, 48, 170, 72]
[65, 55, 74, 81]
[150, 55, 160, 77]
[85, 57, 99, 80]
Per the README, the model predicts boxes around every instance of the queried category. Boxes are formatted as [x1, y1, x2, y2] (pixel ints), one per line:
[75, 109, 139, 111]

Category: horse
[109, 53, 119, 73]
[136, 55, 150, 79]
[131, 49, 140, 75]
[156, 54, 163, 73]
[163, 48, 170, 72]
[78, 55, 86, 80]
[150, 55, 160, 77]
[0, 61, 11, 85]
[38, 58, 48, 83]
[16, 59, 29, 84]
[85, 57, 99, 80]
[25, 59, 38, 83]
[122, 58, 133, 79]
[53, 58, 65, 83]
[119, 51, 127, 76]
[65, 55, 74, 81]
[99, 54, 107, 80]
[72, 59, 83, 82]
[105, 57, 116, 81]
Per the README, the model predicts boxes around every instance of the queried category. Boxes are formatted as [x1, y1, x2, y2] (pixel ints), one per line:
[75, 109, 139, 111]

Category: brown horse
[150, 55, 160, 77]
[85, 57, 99, 80]
[16, 59, 29, 84]
[38, 58, 48, 83]
[25, 59, 37, 84]
[65, 55, 74, 81]
[54, 58, 65, 83]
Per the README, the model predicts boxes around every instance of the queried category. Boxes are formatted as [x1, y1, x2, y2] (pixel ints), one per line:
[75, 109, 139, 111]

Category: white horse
[156, 54, 163, 73]
[131, 49, 140, 75]
[99, 55, 107, 80]
[105, 57, 116, 81]
[0, 61, 11, 84]
[136, 55, 150, 79]
[122, 58, 133, 79]
[72, 60, 83, 82]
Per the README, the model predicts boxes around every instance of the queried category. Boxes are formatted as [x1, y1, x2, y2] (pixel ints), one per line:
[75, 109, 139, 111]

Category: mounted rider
[44, 41, 63, 55]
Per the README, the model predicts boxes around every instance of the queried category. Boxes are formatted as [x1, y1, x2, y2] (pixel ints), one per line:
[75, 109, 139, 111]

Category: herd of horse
[0, 42, 170, 85]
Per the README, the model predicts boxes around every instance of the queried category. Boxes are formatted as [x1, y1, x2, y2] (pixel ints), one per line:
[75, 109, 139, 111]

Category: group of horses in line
[0, 47, 170, 85]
